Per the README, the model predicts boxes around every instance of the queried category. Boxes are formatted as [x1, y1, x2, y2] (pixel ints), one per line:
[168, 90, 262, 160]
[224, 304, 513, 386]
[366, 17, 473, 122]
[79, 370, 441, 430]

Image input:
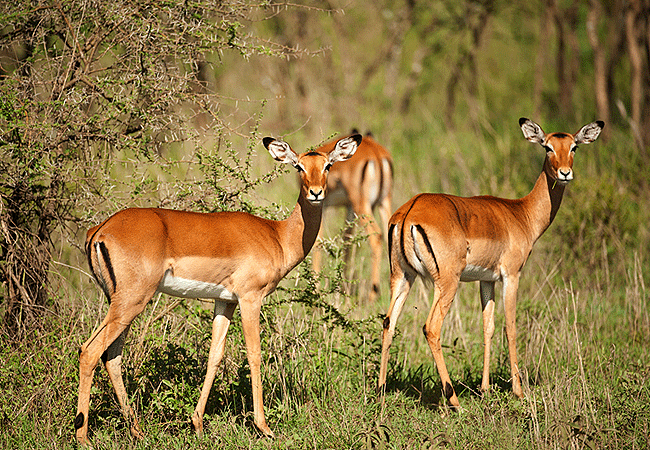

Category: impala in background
[312, 131, 392, 302]
[74, 134, 361, 445]
[378, 118, 604, 408]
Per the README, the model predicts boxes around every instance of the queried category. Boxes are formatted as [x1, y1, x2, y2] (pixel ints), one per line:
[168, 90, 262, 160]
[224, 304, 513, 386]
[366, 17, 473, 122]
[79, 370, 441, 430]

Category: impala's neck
[521, 160, 567, 242]
[278, 194, 323, 273]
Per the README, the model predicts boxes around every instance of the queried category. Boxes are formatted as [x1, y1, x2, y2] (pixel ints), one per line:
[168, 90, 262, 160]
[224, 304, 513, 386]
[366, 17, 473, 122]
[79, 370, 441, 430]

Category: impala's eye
[571, 145, 578, 153]
[544, 145, 554, 154]
[295, 164, 305, 173]
[324, 163, 332, 172]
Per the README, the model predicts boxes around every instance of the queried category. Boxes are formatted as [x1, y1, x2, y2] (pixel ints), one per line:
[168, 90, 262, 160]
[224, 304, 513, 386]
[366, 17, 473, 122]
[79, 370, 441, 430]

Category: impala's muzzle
[556, 168, 573, 184]
[307, 188, 324, 203]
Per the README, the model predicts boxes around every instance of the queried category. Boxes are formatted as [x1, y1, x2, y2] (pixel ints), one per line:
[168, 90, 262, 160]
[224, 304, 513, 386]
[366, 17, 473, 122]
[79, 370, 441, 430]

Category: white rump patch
[380, 159, 392, 199]
[364, 160, 380, 204]
[409, 225, 430, 278]
[157, 271, 238, 302]
[460, 264, 500, 282]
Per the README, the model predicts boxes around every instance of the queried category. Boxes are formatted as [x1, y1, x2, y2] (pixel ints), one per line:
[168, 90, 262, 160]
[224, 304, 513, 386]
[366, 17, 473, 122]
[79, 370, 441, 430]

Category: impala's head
[520, 118, 604, 185]
[263, 134, 361, 204]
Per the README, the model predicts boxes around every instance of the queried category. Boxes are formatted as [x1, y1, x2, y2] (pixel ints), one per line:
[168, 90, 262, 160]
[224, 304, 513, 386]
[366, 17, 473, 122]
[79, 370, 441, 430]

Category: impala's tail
[85, 224, 116, 301]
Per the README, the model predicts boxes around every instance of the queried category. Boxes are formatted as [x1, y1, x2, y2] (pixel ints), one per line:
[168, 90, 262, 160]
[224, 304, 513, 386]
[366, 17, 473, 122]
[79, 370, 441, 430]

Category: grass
[2, 103, 649, 450]
[1, 236, 648, 449]
[2, 1, 648, 447]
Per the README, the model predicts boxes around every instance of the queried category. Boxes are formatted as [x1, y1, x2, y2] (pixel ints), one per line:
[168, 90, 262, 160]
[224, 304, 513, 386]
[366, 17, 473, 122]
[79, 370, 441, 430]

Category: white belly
[460, 264, 500, 282]
[157, 272, 238, 302]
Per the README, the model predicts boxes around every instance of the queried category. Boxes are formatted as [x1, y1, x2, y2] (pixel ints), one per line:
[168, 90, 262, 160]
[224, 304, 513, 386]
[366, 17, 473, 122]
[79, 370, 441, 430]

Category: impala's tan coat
[312, 132, 393, 301]
[75, 134, 361, 445]
[378, 118, 604, 408]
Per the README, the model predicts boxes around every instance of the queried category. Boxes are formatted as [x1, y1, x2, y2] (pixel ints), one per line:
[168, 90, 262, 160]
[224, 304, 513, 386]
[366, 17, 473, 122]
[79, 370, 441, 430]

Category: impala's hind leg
[357, 202, 383, 302]
[378, 264, 416, 393]
[424, 275, 461, 409]
[75, 295, 150, 445]
[103, 325, 143, 439]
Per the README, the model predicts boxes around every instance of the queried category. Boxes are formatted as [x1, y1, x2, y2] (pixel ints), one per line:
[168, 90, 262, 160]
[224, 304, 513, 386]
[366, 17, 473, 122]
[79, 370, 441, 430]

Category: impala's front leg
[192, 301, 237, 438]
[479, 281, 496, 393]
[239, 294, 274, 437]
[503, 274, 523, 398]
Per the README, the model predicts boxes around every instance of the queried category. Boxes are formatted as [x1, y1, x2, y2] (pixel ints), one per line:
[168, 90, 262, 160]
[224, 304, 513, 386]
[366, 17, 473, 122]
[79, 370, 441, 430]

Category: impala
[377, 118, 604, 408]
[312, 131, 393, 301]
[74, 134, 361, 444]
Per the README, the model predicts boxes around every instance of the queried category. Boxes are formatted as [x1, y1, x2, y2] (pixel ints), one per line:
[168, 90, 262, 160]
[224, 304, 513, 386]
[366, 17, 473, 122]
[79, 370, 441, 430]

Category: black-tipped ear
[520, 118, 546, 145]
[329, 134, 360, 163]
[574, 121, 605, 145]
[262, 137, 275, 149]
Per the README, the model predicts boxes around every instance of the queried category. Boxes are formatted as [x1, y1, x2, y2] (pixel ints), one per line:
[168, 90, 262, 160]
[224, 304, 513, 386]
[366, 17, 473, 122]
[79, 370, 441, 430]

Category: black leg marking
[444, 382, 455, 401]
[74, 412, 85, 430]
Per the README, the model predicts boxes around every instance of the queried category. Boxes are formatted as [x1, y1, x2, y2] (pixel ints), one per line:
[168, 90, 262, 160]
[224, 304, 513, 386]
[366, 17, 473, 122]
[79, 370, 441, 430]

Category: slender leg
[503, 274, 523, 398]
[75, 299, 147, 445]
[348, 197, 383, 302]
[358, 204, 383, 302]
[479, 281, 496, 393]
[341, 207, 356, 266]
[103, 325, 143, 439]
[378, 264, 415, 392]
[239, 294, 273, 437]
[192, 301, 237, 438]
[423, 277, 460, 409]
[340, 207, 357, 295]
[377, 188, 391, 248]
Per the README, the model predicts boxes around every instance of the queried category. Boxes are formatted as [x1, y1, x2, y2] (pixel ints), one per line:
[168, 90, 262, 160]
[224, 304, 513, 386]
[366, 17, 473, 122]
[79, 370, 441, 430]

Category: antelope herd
[76, 118, 603, 443]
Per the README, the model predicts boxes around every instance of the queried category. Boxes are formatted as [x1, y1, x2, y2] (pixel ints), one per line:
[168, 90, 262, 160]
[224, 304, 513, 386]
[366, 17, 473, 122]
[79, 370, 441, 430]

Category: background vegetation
[1, 0, 648, 448]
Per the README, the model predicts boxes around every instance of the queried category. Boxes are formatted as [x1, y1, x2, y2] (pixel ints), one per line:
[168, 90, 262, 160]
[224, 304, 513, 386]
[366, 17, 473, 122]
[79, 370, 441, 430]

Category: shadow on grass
[88, 339, 261, 438]
[382, 356, 516, 409]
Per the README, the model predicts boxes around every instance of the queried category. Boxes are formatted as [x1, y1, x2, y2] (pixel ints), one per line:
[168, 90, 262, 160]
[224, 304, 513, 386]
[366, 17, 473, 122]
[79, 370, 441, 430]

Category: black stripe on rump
[360, 160, 370, 187]
[413, 224, 439, 274]
[85, 240, 95, 282]
[98, 241, 117, 295]
[388, 223, 396, 270]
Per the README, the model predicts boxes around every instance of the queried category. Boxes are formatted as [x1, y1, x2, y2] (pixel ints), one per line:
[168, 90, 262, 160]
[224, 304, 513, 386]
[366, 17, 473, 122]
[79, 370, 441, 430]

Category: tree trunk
[625, 0, 645, 150]
[587, 0, 610, 139]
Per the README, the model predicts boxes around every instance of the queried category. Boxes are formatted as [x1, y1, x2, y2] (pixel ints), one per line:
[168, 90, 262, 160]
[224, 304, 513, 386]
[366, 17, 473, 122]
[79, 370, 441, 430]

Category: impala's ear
[263, 137, 299, 165]
[574, 121, 605, 145]
[328, 134, 361, 164]
[519, 118, 546, 145]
